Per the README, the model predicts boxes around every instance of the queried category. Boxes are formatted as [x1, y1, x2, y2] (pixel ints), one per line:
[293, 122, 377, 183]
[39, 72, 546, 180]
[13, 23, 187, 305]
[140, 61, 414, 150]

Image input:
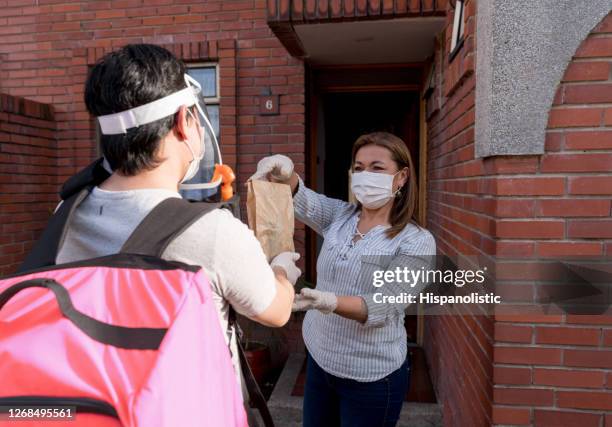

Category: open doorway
[318, 91, 420, 203]
[305, 66, 435, 404]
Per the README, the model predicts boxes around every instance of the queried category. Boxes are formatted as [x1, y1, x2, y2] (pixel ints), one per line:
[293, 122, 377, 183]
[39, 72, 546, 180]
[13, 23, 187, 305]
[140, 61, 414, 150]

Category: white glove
[292, 288, 338, 314]
[249, 154, 294, 182]
[270, 251, 301, 285]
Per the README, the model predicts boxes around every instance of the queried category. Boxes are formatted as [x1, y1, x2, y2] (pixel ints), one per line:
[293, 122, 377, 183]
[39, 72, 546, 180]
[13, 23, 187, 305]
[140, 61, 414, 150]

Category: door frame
[305, 63, 429, 345]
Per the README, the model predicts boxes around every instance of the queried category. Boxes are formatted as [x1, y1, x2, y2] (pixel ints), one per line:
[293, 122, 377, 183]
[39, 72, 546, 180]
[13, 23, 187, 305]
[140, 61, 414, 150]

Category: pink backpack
[0, 182, 251, 426]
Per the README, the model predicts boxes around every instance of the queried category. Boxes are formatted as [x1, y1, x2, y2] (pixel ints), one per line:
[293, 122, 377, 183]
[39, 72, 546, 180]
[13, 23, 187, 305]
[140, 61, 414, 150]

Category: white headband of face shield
[97, 74, 222, 190]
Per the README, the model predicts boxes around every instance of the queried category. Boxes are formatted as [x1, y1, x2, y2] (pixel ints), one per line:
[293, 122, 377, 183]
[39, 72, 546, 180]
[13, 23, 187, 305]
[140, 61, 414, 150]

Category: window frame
[187, 62, 220, 105]
[449, 0, 465, 62]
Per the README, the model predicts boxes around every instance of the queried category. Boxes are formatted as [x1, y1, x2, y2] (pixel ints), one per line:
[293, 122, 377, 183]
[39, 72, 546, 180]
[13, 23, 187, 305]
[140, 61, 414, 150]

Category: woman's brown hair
[351, 131, 419, 239]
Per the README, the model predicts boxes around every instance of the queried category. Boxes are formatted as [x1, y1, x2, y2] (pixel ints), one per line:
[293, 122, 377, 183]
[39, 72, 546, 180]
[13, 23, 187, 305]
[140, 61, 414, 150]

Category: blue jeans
[302, 353, 411, 427]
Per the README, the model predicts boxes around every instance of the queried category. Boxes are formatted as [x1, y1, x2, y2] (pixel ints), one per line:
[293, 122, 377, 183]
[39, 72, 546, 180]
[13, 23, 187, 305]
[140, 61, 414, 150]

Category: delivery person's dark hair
[351, 131, 420, 239]
[85, 44, 194, 176]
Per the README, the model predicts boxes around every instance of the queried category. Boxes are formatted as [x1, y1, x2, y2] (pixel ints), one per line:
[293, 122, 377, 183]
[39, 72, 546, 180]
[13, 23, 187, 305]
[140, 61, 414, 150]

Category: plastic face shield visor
[96, 74, 222, 193]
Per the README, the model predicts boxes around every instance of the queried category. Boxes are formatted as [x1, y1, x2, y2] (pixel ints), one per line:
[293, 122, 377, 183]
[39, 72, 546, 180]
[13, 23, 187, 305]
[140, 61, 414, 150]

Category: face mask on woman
[351, 170, 403, 209]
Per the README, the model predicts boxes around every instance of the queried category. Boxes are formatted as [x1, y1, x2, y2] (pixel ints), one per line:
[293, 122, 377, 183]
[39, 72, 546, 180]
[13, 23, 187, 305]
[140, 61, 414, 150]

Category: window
[187, 64, 220, 138]
[181, 63, 221, 201]
[449, 0, 465, 60]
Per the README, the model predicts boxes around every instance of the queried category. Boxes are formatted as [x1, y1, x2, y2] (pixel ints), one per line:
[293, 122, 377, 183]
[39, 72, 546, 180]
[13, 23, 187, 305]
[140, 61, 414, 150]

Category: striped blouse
[294, 178, 437, 382]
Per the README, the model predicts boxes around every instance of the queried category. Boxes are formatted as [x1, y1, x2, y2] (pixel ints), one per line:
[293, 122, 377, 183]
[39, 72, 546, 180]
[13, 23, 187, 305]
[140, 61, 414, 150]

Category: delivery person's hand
[249, 154, 294, 183]
[270, 251, 301, 285]
[292, 288, 338, 314]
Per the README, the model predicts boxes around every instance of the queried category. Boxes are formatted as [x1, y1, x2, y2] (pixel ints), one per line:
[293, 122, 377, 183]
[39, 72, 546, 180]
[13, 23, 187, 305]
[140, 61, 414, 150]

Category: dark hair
[85, 44, 188, 176]
[351, 132, 419, 239]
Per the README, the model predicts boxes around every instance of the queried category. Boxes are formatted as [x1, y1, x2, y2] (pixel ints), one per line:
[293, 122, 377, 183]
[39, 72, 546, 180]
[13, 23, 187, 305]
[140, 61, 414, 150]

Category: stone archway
[475, 1, 612, 157]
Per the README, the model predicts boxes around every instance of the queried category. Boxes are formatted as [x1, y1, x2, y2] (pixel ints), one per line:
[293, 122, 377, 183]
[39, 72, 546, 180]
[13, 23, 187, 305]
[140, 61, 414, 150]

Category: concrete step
[265, 353, 443, 427]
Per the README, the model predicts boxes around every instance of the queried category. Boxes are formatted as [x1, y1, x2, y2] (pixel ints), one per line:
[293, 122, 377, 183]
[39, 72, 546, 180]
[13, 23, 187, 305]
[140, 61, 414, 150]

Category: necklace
[354, 221, 367, 239]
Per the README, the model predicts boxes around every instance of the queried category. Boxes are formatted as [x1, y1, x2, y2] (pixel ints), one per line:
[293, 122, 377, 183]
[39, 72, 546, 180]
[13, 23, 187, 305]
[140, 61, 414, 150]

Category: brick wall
[425, 5, 612, 426]
[0, 0, 306, 275]
[424, 1, 493, 426]
[491, 13, 612, 427]
[0, 93, 57, 275]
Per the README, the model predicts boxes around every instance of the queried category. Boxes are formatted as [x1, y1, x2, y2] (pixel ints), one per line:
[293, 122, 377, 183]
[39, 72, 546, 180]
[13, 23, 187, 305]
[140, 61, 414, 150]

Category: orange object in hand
[212, 164, 235, 200]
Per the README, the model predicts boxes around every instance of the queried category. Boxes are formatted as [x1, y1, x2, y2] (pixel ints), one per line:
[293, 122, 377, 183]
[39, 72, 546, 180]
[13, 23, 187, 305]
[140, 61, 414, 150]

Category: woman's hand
[249, 154, 294, 183]
[292, 288, 338, 314]
[248, 154, 300, 194]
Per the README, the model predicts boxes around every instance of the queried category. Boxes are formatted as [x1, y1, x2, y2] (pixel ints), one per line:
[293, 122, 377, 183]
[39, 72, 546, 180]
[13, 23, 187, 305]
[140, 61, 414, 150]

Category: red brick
[548, 108, 603, 128]
[50, 21, 80, 32]
[407, 0, 420, 14]
[557, 391, 612, 410]
[565, 130, 612, 150]
[492, 178, 565, 196]
[495, 324, 533, 343]
[495, 241, 535, 258]
[492, 406, 531, 425]
[483, 156, 539, 174]
[537, 199, 611, 217]
[563, 62, 611, 82]
[565, 349, 612, 369]
[536, 326, 600, 346]
[534, 368, 605, 388]
[495, 220, 565, 239]
[534, 409, 602, 427]
[537, 242, 603, 257]
[174, 15, 203, 24]
[317, 0, 328, 17]
[142, 16, 173, 26]
[564, 83, 612, 104]
[541, 153, 612, 173]
[567, 315, 612, 326]
[568, 176, 612, 195]
[568, 220, 612, 238]
[494, 366, 532, 385]
[606, 108, 612, 126]
[495, 199, 536, 217]
[604, 329, 612, 346]
[576, 37, 612, 58]
[495, 346, 562, 365]
[95, 9, 125, 19]
[544, 131, 564, 151]
[494, 387, 554, 406]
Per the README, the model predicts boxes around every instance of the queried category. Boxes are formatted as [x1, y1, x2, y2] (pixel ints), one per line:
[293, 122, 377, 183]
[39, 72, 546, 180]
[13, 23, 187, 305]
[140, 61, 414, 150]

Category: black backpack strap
[229, 307, 275, 427]
[60, 158, 111, 200]
[119, 198, 222, 257]
[120, 193, 241, 257]
[0, 278, 166, 350]
[17, 188, 92, 273]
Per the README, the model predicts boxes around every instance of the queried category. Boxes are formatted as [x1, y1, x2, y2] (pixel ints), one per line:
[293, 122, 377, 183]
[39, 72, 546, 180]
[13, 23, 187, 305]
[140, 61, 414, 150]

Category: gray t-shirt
[56, 186, 277, 390]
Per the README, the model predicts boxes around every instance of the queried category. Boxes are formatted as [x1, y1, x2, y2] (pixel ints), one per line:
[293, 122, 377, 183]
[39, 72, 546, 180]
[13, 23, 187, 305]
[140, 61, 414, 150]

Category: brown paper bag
[247, 180, 295, 262]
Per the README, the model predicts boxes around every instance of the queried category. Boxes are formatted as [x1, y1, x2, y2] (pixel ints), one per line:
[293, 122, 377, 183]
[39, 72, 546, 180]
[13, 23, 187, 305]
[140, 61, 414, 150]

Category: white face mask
[351, 170, 401, 209]
[180, 109, 205, 183]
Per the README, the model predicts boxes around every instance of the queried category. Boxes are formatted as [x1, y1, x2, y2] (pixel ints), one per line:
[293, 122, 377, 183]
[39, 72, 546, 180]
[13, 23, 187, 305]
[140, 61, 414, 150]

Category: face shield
[96, 74, 226, 201]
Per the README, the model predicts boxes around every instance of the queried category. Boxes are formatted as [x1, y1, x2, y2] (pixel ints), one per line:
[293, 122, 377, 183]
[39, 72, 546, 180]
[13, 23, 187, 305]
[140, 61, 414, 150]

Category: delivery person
[55, 44, 300, 403]
[250, 132, 436, 427]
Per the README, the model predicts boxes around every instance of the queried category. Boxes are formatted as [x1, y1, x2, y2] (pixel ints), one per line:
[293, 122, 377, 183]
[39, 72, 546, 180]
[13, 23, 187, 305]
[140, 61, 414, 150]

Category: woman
[250, 132, 436, 427]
